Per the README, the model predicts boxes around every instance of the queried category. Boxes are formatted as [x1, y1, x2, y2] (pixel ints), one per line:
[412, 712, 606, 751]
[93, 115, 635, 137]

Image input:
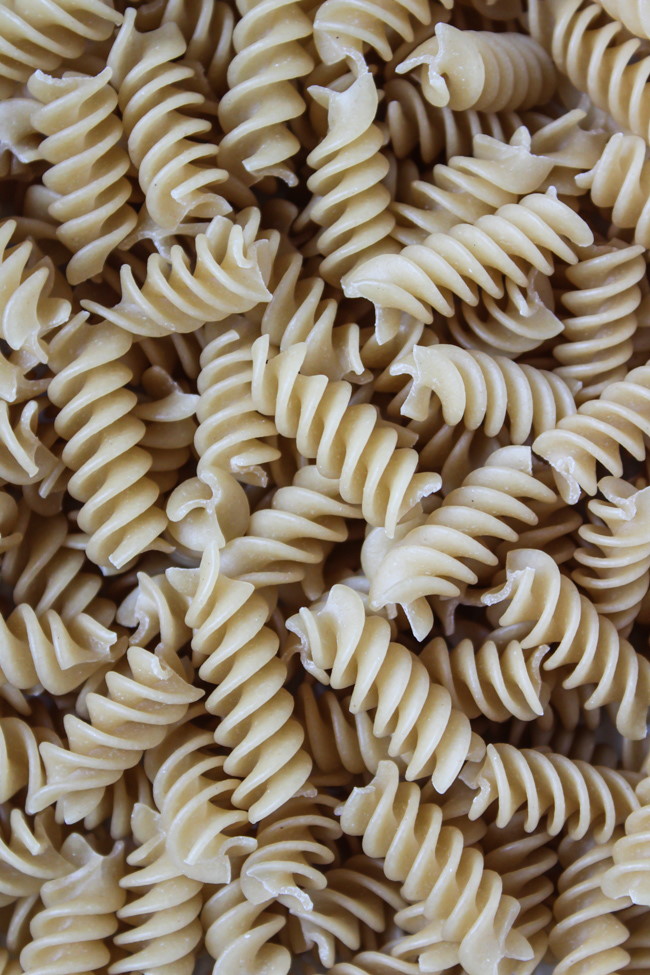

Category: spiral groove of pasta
[134, 365, 199, 495]
[83, 209, 279, 337]
[305, 71, 396, 286]
[553, 242, 645, 402]
[46, 314, 170, 570]
[110, 802, 204, 975]
[107, 8, 228, 227]
[145, 723, 256, 883]
[217, 0, 314, 186]
[28, 68, 137, 285]
[533, 0, 650, 142]
[601, 778, 650, 907]
[596, 0, 650, 37]
[398, 24, 555, 111]
[117, 570, 192, 660]
[464, 742, 640, 841]
[314, 0, 435, 69]
[202, 878, 289, 975]
[577, 134, 650, 249]
[250, 335, 441, 536]
[287, 583, 485, 790]
[195, 322, 280, 488]
[220, 466, 362, 598]
[19, 835, 125, 975]
[32, 645, 203, 823]
[368, 446, 557, 635]
[549, 838, 632, 975]
[533, 361, 650, 504]
[338, 761, 534, 975]
[344, 190, 593, 341]
[0, 718, 60, 814]
[0, 0, 122, 93]
[0, 808, 68, 907]
[484, 548, 650, 738]
[181, 549, 313, 821]
[573, 478, 650, 632]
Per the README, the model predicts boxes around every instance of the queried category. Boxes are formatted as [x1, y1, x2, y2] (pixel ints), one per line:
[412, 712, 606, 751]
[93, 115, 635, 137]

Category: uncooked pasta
[0, 1, 648, 973]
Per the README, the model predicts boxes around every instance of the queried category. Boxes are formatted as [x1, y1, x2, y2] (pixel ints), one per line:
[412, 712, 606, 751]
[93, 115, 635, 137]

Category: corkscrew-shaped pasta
[596, 0, 650, 37]
[577, 134, 650, 248]
[0, 808, 68, 907]
[46, 314, 168, 570]
[572, 478, 650, 631]
[202, 878, 289, 975]
[83, 209, 279, 337]
[287, 584, 484, 790]
[0, 718, 60, 813]
[28, 68, 137, 286]
[534, 0, 650, 142]
[117, 570, 191, 660]
[305, 71, 396, 286]
[107, 8, 228, 227]
[251, 335, 441, 535]
[339, 761, 533, 975]
[397, 24, 555, 111]
[217, 0, 314, 186]
[464, 743, 639, 841]
[145, 722, 256, 883]
[0, 0, 122, 93]
[111, 802, 204, 975]
[32, 645, 203, 823]
[553, 242, 645, 403]
[484, 548, 650, 738]
[549, 837, 632, 975]
[82, 764, 153, 841]
[220, 466, 362, 598]
[19, 835, 125, 975]
[134, 366, 198, 495]
[535, 360, 650, 504]
[182, 548, 313, 821]
[195, 322, 280, 487]
[601, 778, 650, 906]
[394, 344, 577, 439]
[145, 0, 235, 96]
[314, 0, 436, 69]
[344, 190, 593, 341]
[368, 446, 557, 634]
[621, 908, 650, 975]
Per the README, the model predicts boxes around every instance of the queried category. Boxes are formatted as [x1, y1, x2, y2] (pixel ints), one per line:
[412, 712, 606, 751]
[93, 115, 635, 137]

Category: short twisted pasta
[595, 0, 650, 37]
[305, 71, 396, 286]
[397, 24, 555, 111]
[533, 360, 650, 504]
[47, 315, 168, 570]
[0, 718, 59, 814]
[217, 0, 314, 186]
[251, 335, 441, 536]
[339, 761, 534, 975]
[287, 584, 484, 790]
[145, 0, 235, 96]
[117, 570, 191, 660]
[0, 808, 67, 907]
[484, 548, 650, 738]
[32, 645, 203, 823]
[202, 878, 289, 975]
[577, 134, 650, 248]
[28, 68, 137, 285]
[344, 190, 593, 341]
[134, 366, 199, 495]
[314, 0, 436, 69]
[107, 8, 228, 227]
[602, 777, 650, 907]
[464, 743, 640, 841]
[83, 209, 279, 337]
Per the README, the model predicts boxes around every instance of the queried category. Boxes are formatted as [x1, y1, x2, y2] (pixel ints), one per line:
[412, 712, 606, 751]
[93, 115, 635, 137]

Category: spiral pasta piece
[117, 570, 191, 660]
[305, 71, 396, 286]
[0, 718, 60, 814]
[464, 743, 639, 841]
[46, 314, 168, 570]
[202, 878, 289, 975]
[28, 68, 137, 285]
[577, 134, 650, 248]
[83, 209, 279, 337]
[549, 837, 632, 975]
[313, 0, 436, 69]
[602, 778, 650, 907]
[553, 242, 645, 403]
[368, 446, 557, 635]
[534, 360, 650, 503]
[32, 645, 203, 823]
[533, 0, 650, 142]
[133, 365, 199, 495]
[0, 809, 68, 907]
[251, 335, 441, 535]
[338, 761, 534, 975]
[145, 722, 256, 883]
[217, 0, 314, 186]
[0, 0, 122, 94]
[573, 478, 650, 631]
[110, 802, 204, 975]
[484, 548, 650, 738]
[19, 834, 125, 975]
[144, 0, 235, 96]
[287, 583, 484, 790]
[107, 8, 228, 227]
[397, 23, 556, 111]
[595, 0, 650, 37]
[344, 190, 593, 341]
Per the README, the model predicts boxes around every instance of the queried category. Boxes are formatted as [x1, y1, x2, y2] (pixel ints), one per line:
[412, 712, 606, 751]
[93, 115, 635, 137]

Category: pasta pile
[1, 0, 650, 972]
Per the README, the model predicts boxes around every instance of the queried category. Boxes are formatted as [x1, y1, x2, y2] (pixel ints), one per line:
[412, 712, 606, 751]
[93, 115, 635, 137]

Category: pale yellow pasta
[0, 808, 67, 908]
[595, 0, 650, 39]
[601, 776, 650, 907]
[202, 878, 289, 975]
[577, 133, 650, 248]
[314, 0, 438, 70]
